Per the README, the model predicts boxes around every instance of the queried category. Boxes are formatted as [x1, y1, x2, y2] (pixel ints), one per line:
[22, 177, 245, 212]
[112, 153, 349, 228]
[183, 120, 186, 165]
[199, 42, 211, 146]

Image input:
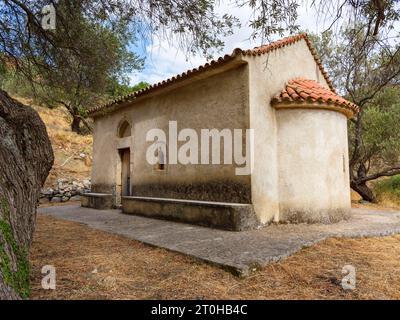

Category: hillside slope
[14, 97, 93, 188]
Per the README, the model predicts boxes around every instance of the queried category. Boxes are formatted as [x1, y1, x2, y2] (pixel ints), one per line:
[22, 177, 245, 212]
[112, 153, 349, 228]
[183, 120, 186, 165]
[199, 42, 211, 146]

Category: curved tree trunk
[71, 114, 92, 135]
[351, 180, 377, 203]
[71, 115, 82, 134]
[0, 90, 53, 299]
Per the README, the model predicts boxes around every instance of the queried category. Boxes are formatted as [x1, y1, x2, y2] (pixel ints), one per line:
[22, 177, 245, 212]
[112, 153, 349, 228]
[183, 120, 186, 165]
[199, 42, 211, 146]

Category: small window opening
[118, 120, 131, 138]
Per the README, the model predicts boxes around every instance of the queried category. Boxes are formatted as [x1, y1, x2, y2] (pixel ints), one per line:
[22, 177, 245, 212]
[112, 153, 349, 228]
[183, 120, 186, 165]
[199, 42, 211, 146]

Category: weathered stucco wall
[244, 39, 331, 224]
[91, 64, 251, 204]
[276, 109, 351, 222]
[91, 115, 124, 194]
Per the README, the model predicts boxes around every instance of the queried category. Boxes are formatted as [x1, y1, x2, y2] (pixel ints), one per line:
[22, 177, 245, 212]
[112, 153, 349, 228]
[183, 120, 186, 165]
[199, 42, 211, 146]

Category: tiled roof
[88, 33, 334, 116]
[271, 78, 359, 117]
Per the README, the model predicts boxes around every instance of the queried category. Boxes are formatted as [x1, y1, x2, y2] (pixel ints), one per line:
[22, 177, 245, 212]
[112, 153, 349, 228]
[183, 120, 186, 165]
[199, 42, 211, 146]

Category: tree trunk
[351, 180, 377, 203]
[70, 114, 92, 135]
[0, 90, 53, 299]
[71, 115, 82, 134]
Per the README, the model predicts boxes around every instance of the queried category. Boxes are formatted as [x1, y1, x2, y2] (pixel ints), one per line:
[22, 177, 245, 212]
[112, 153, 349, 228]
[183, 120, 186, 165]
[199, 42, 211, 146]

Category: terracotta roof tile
[89, 33, 335, 116]
[271, 78, 359, 117]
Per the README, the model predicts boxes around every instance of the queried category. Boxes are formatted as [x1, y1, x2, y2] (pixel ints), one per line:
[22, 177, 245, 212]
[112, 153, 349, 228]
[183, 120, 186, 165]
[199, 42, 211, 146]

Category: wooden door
[121, 148, 130, 196]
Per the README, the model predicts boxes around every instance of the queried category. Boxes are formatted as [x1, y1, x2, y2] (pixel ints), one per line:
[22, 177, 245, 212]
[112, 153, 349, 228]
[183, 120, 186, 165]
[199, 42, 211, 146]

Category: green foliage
[349, 92, 400, 165]
[239, 0, 400, 42]
[33, 12, 144, 111]
[1, 198, 9, 220]
[375, 175, 400, 202]
[130, 82, 150, 93]
[308, 28, 400, 100]
[107, 80, 150, 98]
[243, 0, 299, 39]
[0, 198, 30, 299]
[0, 61, 6, 85]
[372, 86, 400, 111]
[0, 0, 238, 84]
[1, 71, 59, 108]
[1, 4, 146, 133]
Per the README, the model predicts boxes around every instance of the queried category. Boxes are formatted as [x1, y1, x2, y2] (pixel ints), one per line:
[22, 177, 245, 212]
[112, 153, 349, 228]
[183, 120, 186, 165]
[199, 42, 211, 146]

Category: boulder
[83, 179, 91, 189]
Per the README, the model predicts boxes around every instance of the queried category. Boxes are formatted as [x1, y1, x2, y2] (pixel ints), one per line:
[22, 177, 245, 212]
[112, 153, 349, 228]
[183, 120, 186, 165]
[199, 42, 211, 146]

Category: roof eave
[271, 101, 358, 119]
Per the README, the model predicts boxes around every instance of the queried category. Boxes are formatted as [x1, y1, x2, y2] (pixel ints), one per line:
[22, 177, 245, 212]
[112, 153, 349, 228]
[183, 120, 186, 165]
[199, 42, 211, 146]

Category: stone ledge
[81, 193, 113, 210]
[122, 196, 260, 231]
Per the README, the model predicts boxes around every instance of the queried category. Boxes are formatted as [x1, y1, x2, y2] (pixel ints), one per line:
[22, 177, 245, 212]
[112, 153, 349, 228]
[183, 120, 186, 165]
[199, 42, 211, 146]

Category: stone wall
[40, 178, 91, 204]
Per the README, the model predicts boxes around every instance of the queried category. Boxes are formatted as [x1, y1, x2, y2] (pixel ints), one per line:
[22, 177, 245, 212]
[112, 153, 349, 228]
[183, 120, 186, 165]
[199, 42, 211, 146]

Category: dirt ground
[30, 213, 400, 300]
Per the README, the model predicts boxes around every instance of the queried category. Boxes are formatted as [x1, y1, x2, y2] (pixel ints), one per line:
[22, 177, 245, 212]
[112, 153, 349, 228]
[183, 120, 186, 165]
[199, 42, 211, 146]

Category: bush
[375, 175, 400, 205]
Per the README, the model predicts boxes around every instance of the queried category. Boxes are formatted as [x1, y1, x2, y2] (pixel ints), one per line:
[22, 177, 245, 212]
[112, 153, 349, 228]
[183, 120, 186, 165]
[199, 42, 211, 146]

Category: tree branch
[357, 167, 400, 183]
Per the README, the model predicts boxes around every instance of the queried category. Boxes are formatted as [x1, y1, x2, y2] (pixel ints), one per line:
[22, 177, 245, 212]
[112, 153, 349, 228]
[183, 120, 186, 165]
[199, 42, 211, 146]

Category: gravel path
[38, 205, 400, 276]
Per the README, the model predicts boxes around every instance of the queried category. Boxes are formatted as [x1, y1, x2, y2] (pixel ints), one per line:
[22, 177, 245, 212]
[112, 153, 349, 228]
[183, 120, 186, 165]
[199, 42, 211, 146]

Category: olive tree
[0, 0, 236, 299]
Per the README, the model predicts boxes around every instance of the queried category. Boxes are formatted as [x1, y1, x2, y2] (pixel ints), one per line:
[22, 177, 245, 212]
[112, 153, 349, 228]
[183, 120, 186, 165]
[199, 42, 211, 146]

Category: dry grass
[351, 188, 400, 210]
[374, 177, 400, 210]
[30, 215, 400, 300]
[375, 195, 400, 210]
[351, 201, 399, 211]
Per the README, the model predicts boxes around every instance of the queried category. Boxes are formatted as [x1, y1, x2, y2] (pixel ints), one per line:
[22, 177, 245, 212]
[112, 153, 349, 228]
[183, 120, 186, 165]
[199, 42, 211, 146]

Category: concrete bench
[81, 193, 113, 210]
[121, 196, 259, 231]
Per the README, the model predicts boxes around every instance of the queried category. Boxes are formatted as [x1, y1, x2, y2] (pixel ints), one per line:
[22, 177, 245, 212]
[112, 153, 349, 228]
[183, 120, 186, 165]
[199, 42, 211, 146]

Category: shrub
[375, 175, 400, 205]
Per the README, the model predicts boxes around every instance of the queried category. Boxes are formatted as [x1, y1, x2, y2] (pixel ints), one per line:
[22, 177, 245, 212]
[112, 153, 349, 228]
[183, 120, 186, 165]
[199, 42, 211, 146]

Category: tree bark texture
[71, 115, 82, 134]
[0, 90, 54, 299]
[351, 181, 377, 203]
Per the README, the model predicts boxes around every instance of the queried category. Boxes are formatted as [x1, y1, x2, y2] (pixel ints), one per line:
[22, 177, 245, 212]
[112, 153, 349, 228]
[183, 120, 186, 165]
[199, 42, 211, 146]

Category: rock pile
[40, 178, 91, 204]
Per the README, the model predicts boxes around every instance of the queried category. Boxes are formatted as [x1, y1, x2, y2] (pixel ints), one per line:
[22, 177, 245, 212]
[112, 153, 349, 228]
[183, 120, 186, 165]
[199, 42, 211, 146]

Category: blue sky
[127, 2, 343, 86]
